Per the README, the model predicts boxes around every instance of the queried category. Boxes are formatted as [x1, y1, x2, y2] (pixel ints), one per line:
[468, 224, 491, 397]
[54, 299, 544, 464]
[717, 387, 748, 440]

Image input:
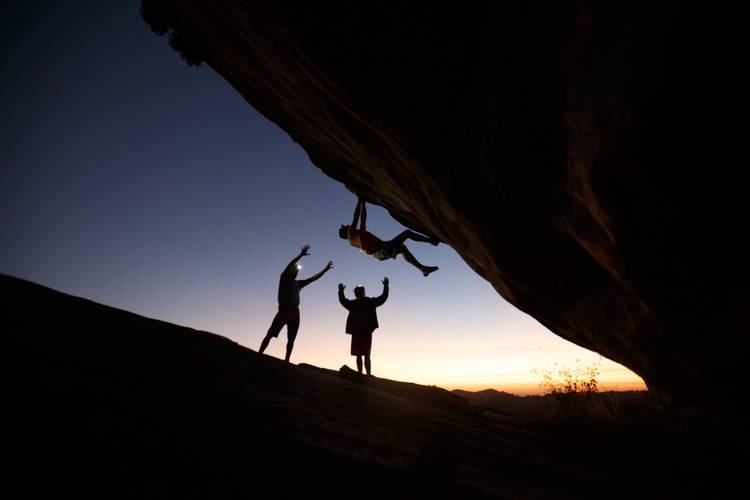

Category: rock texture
[141, 2, 746, 428]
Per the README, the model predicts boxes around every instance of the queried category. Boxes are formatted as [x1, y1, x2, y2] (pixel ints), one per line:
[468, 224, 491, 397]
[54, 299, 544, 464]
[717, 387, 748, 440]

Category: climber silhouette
[339, 198, 439, 276]
[259, 245, 333, 362]
[338, 277, 389, 376]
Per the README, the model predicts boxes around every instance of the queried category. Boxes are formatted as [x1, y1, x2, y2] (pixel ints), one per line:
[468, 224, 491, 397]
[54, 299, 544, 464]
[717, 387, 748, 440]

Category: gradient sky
[1, 1, 645, 394]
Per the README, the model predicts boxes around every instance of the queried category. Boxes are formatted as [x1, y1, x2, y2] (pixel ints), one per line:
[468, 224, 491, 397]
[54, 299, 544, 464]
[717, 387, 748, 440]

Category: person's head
[283, 264, 300, 279]
[354, 286, 365, 299]
[339, 224, 349, 239]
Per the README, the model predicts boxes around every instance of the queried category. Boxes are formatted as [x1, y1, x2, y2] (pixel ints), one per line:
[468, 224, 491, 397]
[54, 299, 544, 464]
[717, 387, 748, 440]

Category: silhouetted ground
[4, 274, 742, 499]
[453, 388, 652, 420]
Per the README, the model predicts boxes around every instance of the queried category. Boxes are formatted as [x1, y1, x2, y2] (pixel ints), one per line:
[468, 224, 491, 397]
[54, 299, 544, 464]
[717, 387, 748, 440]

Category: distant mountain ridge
[453, 389, 549, 418]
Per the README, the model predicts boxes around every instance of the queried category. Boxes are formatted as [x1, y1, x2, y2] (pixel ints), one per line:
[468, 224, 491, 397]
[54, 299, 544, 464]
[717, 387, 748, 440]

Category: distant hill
[453, 389, 548, 418]
[3, 274, 740, 499]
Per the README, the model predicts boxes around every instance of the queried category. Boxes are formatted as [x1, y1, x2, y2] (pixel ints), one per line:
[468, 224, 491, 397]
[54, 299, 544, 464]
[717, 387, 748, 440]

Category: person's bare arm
[299, 261, 334, 288]
[359, 199, 367, 231]
[350, 199, 362, 234]
[282, 245, 310, 275]
[374, 277, 389, 307]
[338, 283, 352, 309]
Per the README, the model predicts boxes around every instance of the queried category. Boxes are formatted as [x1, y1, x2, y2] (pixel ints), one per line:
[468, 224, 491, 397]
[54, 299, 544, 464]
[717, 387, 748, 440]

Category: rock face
[141, 2, 746, 427]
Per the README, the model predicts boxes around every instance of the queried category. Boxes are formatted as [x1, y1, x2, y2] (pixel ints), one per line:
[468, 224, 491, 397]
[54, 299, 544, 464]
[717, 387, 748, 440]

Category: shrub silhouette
[533, 359, 618, 424]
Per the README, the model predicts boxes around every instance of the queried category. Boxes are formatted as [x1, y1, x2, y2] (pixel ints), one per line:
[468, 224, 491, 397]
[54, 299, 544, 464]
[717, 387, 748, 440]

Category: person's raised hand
[338, 283, 345, 292]
[301, 245, 310, 256]
[325, 261, 334, 271]
[382, 277, 389, 286]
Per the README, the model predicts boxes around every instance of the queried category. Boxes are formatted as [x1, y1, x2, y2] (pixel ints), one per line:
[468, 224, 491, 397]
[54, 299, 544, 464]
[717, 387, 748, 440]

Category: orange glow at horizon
[226, 319, 647, 396]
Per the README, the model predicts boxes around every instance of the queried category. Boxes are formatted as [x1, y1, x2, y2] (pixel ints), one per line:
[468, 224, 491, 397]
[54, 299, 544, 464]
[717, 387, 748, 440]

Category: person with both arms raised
[338, 277, 389, 376]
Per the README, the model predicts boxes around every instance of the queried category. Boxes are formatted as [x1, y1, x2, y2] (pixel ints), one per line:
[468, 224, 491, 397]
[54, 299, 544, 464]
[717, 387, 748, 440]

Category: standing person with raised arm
[338, 277, 389, 376]
[259, 245, 333, 363]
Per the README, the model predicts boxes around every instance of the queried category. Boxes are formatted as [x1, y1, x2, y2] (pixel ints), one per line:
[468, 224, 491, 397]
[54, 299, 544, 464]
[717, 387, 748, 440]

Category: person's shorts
[267, 307, 300, 341]
[372, 240, 401, 261]
[351, 331, 373, 356]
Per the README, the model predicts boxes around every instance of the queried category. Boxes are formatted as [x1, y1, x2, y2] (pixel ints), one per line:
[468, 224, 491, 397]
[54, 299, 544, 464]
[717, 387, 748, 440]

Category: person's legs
[259, 335, 272, 354]
[260, 311, 285, 354]
[399, 245, 439, 276]
[356, 355, 363, 374]
[392, 230, 438, 246]
[284, 340, 294, 362]
[284, 309, 300, 362]
[363, 332, 373, 376]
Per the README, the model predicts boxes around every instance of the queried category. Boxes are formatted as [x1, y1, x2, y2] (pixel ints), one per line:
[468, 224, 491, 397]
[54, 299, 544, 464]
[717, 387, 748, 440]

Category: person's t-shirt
[348, 229, 380, 254]
[278, 276, 301, 310]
